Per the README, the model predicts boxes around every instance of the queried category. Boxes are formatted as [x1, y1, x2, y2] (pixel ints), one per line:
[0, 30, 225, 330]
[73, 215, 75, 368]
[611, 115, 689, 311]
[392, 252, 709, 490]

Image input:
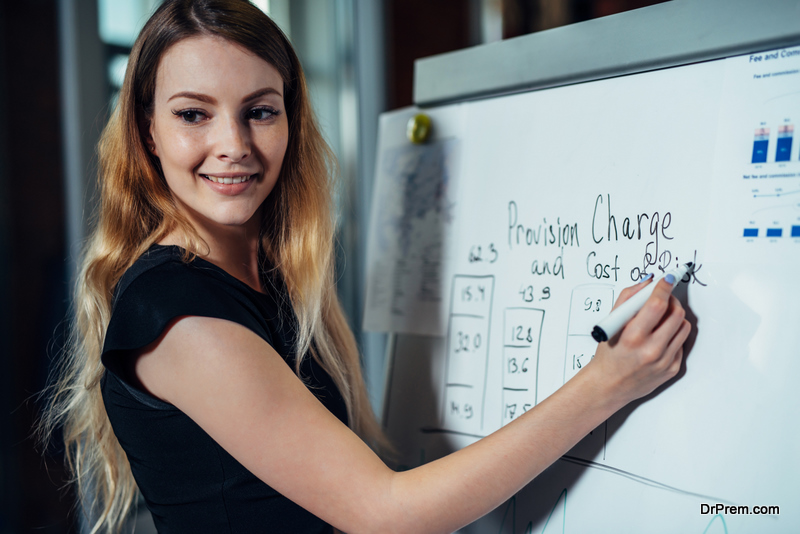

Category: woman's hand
[589, 276, 692, 409]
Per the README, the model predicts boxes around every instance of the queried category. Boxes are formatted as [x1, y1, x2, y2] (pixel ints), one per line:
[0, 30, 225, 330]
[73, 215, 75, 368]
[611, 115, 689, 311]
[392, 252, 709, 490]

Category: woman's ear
[141, 116, 158, 157]
[145, 132, 158, 157]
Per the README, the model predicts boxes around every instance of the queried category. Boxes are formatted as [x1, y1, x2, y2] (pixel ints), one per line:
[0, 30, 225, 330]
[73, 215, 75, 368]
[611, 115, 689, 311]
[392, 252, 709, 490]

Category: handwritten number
[455, 331, 482, 354]
[573, 353, 594, 370]
[461, 285, 487, 302]
[510, 326, 535, 344]
[506, 404, 517, 419]
[519, 285, 551, 302]
[505, 402, 533, 421]
[450, 402, 474, 419]
[507, 357, 528, 374]
[519, 285, 534, 302]
[468, 243, 498, 263]
[584, 298, 601, 312]
[508, 358, 518, 374]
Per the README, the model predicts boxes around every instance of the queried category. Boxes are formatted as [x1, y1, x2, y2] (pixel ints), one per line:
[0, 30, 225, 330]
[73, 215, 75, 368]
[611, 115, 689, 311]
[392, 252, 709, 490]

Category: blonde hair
[40, 1, 388, 532]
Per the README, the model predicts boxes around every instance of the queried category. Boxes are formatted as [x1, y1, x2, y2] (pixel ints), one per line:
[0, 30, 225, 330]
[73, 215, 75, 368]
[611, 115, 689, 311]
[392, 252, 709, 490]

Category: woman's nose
[215, 116, 251, 163]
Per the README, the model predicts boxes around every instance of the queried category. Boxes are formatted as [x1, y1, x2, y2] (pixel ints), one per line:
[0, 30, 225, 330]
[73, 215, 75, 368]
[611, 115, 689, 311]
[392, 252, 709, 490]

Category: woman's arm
[134, 278, 688, 534]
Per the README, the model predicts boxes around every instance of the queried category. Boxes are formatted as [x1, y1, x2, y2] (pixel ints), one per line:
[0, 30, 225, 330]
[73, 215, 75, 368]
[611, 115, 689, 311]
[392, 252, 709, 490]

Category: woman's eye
[247, 107, 278, 121]
[172, 109, 205, 123]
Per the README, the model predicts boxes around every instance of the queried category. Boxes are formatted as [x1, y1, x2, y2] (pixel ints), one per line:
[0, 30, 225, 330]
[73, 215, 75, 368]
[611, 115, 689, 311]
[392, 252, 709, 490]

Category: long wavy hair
[40, 1, 388, 532]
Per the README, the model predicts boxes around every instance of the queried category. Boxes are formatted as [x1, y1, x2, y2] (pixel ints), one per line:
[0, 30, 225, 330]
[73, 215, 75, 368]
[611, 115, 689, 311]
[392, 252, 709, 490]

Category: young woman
[42, 1, 691, 532]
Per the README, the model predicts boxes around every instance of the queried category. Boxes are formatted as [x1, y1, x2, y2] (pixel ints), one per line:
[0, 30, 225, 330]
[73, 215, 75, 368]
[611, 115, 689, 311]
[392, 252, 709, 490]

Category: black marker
[591, 263, 693, 342]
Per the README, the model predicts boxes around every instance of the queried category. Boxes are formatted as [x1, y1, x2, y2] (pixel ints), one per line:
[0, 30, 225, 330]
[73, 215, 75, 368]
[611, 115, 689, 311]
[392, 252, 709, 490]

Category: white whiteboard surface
[367, 46, 800, 533]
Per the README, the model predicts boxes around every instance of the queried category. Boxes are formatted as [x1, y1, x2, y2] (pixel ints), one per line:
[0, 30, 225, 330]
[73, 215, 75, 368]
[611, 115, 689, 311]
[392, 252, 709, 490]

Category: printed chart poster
[707, 45, 800, 264]
[363, 108, 462, 336]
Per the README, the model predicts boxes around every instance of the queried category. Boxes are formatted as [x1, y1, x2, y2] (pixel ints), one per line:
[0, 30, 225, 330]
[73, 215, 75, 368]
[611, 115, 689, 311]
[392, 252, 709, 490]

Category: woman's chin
[199, 209, 261, 231]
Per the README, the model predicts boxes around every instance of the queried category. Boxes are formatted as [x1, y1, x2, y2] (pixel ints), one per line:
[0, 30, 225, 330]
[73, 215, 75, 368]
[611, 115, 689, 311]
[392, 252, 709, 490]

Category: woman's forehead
[155, 35, 284, 99]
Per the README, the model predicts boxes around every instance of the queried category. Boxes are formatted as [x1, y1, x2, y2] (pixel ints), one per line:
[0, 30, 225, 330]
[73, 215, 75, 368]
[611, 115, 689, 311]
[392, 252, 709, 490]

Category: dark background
[0, 0, 665, 531]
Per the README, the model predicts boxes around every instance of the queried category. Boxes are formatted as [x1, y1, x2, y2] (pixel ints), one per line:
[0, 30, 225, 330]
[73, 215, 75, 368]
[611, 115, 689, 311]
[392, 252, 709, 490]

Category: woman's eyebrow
[242, 87, 282, 102]
[167, 91, 216, 104]
[166, 88, 281, 104]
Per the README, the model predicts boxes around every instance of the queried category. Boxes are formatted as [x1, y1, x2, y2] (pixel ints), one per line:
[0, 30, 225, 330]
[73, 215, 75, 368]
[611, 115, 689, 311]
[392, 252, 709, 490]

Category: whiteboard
[365, 44, 800, 533]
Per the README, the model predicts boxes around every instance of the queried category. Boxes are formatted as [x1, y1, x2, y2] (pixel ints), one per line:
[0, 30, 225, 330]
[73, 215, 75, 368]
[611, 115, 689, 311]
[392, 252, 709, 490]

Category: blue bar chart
[743, 228, 758, 237]
[751, 127, 769, 163]
[742, 120, 799, 240]
[744, 226, 800, 239]
[766, 228, 783, 238]
[776, 124, 794, 162]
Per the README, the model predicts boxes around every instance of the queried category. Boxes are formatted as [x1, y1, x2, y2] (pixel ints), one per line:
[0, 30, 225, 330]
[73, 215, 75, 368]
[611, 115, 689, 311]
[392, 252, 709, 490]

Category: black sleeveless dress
[101, 245, 347, 533]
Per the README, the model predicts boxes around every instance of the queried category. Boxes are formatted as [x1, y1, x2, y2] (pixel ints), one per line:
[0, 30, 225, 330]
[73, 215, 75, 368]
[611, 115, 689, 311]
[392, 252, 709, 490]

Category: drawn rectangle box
[449, 275, 494, 317]
[563, 284, 614, 384]
[564, 335, 601, 383]
[442, 275, 495, 434]
[445, 315, 490, 387]
[502, 346, 535, 391]
[566, 286, 615, 336]
[501, 308, 543, 426]
[442, 384, 479, 429]
[563, 285, 614, 461]
[564, 332, 608, 460]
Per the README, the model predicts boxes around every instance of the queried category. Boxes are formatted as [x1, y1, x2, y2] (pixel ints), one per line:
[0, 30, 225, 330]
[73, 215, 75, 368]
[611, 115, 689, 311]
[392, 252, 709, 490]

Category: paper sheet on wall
[363, 107, 463, 336]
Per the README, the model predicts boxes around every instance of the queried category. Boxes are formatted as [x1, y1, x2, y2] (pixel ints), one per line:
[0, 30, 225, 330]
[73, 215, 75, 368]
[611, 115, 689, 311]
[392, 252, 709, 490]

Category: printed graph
[776, 124, 794, 162]
[751, 127, 769, 163]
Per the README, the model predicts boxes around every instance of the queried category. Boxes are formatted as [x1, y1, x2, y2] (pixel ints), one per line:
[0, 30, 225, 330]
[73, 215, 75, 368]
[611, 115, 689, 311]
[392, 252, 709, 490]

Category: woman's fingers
[663, 318, 691, 374]
[612, 274, 654, 310]
[631, 294, 689, 378]
[623, 279, 681, 343]
[650, 295, 687, 345]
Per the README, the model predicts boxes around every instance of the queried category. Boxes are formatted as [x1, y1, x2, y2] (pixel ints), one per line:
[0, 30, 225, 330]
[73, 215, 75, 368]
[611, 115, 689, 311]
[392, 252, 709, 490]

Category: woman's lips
[200, 173, 258, 195]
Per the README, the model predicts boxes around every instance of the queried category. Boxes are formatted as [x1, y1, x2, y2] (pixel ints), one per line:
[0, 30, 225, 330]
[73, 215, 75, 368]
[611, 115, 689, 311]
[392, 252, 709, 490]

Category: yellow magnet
[407, 113, 432, 144]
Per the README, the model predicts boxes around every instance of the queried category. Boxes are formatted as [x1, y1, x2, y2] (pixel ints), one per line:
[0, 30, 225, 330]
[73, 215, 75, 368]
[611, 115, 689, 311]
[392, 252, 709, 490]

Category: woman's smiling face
[148, 35, 289, 233]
